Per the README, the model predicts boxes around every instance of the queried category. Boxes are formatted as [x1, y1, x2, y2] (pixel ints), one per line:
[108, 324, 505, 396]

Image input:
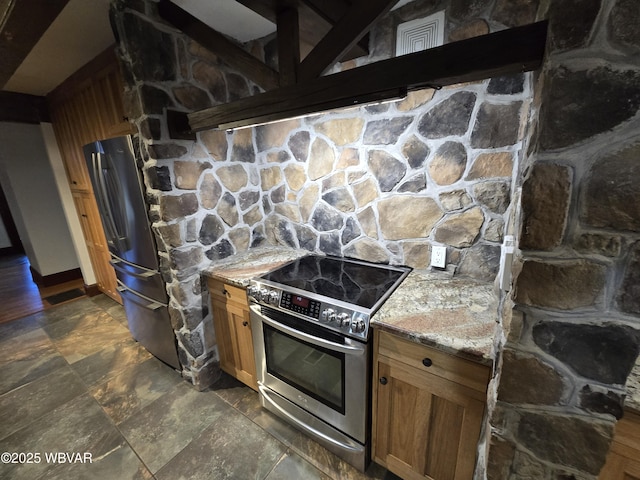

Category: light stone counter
[201, 246, 310, 287]
[203, 250, 498, 367]
[371, 270, 498, 366]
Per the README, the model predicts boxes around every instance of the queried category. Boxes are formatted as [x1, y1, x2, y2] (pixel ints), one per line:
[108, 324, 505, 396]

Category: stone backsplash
[110, 0, 533, 390]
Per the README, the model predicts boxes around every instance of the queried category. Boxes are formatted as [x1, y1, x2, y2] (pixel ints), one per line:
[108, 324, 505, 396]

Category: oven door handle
[258, 383, 364, 453]
[254, 306, 366, 356]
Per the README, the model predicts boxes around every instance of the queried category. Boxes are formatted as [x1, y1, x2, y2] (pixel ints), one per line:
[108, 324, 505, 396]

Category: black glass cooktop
[261, 255, 410, 309]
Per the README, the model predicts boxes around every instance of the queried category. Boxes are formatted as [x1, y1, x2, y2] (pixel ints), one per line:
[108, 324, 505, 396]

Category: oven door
[250, 304, 369, 443]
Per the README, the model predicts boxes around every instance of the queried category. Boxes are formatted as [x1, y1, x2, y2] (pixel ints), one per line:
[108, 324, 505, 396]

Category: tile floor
[0, 294, 396, 480]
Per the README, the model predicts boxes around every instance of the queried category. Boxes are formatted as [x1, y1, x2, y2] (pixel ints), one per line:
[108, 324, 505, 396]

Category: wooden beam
[188, 21, 548, 131]
[0, 0, 71, 89]
[298, 0, 370, 59]
[300, 0, 361, 27]
[298, 0, 395, 80]
[277, 8, 300, 86]
[0, 91, 49, 123]
[235, 0, 368, 60]
[157, 0, 280, 91]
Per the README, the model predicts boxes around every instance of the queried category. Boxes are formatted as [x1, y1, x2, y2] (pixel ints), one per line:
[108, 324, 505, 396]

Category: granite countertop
[203, 248, 497, 367]
[202, 246, 310, 287]
[371, 270, 498, 366]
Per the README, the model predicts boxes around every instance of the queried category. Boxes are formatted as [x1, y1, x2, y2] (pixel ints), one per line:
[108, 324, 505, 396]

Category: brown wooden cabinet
[71, 191, 120, 301]
[600, 411, 640, 479]
[207, 278, 258, 391]
[48, 46, 135, 302]
[372, 330, 490, 480]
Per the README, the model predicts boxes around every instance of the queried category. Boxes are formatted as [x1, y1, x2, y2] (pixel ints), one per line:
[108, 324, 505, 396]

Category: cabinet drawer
[207, 278, 248, 306]
[376, 330, 490, 394]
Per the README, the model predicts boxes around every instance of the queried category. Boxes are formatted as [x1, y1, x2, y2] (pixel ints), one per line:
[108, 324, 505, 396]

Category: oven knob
[352, 319, 366, 333]
[247, 285, 259, 301]
[259, 288, 269, 302]
[268, 291, 279, 305]
[322, 309, 335, 322]
[337, 313, 350, 327]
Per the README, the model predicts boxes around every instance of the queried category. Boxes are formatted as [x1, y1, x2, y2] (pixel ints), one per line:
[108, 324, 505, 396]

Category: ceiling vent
[396, 10, 445, 56]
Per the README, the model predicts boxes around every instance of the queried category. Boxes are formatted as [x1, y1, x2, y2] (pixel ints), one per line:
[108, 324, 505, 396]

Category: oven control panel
[247, 282, 369, 340]
[280, 292, 321, 318]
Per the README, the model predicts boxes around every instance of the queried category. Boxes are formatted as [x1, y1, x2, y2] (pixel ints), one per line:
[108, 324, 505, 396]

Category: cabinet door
[50, 103, 92, 191]
[72, 192, 121, 303]
[599, 452, 640, 480]
[92, 63, 135, 138]
[373, 355, 486, 480]
[600, 412, 640, 480]
[210, 284, 258, 391]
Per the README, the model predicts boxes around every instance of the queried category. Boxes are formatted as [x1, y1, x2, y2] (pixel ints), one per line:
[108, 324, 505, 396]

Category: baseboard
[30, 266, 83, 288]
[84, 284, 102, 297]
[0, 246, 24, 256]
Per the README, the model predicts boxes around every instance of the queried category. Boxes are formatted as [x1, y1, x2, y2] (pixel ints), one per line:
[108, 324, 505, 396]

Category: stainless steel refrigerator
[83, 135, 180, 369]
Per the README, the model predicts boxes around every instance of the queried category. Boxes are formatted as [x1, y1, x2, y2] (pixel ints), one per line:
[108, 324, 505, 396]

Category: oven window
[264, 324, 345, 414]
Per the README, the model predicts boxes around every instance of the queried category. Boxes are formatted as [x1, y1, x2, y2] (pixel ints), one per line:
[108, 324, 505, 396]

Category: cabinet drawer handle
[379, 377, 388, 385]
[242, 321, 249, 327]
[221, 289, 228, 296]
[422, 358, 433, 367]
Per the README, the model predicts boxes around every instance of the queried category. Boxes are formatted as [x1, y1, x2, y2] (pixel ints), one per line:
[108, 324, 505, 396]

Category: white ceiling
[4, 0, 276, 96]
[4, 0, 114, 96]
[5, 0, 413, 97]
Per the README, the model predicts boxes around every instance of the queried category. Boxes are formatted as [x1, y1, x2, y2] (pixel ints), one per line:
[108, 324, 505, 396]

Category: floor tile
[0, 365, 86, 440]
[155, 405, 287, 480]
[0, 327, 68, 395]
[210, 373, 302, 447]
[0, 393, 150, 480]
[0, 346, 68, 396]
[89, 357, 182, 424]
[0, 312, 44, 341]
[70, 337, 152, 387]
[44, 309, 132, 364]
[265, 451, 332, 480]
[239, 395, 301, 447]
[0, 327, 53, 366]
[0, 277, 397, 480]
[289, 432, 387, 480]
[118, 381, 230, 474]
[89, 294, 121, 311]
[38, 297, 102, 326]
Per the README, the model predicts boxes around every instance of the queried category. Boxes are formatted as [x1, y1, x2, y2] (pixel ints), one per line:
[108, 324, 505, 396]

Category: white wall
[0, 122, 79, 276]
[41, 123, 96, 284]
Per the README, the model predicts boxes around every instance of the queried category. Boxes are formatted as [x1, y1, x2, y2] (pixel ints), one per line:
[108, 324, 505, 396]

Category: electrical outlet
[431, 246, 447, 268]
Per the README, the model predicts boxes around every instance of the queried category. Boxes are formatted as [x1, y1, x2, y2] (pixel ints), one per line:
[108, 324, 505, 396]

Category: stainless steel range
[248, 255, 411, 471]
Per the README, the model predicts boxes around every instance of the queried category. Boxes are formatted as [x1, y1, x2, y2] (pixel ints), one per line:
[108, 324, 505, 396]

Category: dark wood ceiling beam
[299, 0, 351, 25]
[298, 0, 395, 80]
[188, 21, 548, 131]
[158, 0, 280, 91]
[277, 8, 300, 86]
[235, 0, 368, 60]
[0, 0, 71, 89]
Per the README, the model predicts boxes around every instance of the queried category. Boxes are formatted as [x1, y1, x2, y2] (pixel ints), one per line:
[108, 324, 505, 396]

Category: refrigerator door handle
[116, 280, 165, 310]
[92, 152, 118, 246]
[110, 254, 156, 279]
[93, 152, 123, 251]
[96, 152, 127, 252]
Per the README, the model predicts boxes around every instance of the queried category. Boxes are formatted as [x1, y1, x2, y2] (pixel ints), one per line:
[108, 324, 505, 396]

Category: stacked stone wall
[488, 0, 640, 478]
[109, 0, 537, 391]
